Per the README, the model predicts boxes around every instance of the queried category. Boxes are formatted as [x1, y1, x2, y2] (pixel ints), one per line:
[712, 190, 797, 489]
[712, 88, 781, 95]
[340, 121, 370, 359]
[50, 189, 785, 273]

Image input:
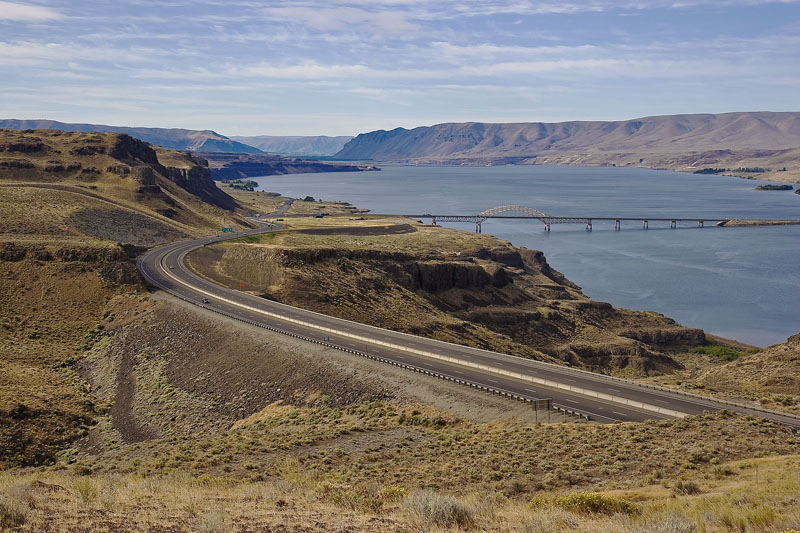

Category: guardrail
[143, 277, 598, 422]
[158, 252, 688, 422]
[139, 228, 800, 428]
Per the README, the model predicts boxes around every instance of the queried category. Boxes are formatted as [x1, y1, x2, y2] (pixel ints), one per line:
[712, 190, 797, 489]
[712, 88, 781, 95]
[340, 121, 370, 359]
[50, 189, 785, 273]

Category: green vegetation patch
[224, 180, 258, 191]
[551, 491, 639, 516]
[690, 338, 759, 362]
[755, 184, 793, 191]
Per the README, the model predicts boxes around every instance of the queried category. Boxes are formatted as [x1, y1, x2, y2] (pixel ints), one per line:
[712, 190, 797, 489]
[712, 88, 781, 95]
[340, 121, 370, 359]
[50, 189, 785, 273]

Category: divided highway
[137, 223, 800, 427]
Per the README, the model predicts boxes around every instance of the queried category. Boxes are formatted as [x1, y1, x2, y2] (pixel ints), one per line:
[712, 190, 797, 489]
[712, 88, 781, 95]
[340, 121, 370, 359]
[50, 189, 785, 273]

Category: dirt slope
[0, 129, 255, 466]
[696, 334, 800, 402]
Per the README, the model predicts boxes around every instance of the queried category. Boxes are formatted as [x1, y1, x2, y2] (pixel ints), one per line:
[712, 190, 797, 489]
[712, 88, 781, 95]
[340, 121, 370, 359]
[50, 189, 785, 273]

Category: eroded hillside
[188, 218, 703, 375]
[335, 112, 800, 182]
[0, 128, 255, 466]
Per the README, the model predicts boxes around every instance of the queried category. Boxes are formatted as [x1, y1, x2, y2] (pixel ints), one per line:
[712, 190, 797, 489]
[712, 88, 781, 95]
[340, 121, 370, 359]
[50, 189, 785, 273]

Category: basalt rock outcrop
[190, 238, 703, 375]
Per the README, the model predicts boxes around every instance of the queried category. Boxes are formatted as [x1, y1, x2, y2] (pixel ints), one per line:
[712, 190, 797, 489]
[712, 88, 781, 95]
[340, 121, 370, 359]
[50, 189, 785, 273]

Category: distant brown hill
[337, 112, 800, 160]
[0, 119, 262, 154]
[335, 112, 800, 181]
[231, 135, 353, 155]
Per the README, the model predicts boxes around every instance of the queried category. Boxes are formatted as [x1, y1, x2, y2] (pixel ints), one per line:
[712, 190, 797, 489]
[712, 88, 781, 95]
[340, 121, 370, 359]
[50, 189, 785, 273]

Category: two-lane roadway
[137, 223, 800, 428]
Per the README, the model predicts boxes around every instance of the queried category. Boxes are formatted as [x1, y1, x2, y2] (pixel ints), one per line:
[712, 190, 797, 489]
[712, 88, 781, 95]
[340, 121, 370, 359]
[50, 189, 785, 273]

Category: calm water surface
[252, 165, 800, 347]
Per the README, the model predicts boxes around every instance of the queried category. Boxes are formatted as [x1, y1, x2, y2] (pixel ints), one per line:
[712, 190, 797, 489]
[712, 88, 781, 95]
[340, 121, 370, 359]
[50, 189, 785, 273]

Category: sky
[0, 0, 798, 136]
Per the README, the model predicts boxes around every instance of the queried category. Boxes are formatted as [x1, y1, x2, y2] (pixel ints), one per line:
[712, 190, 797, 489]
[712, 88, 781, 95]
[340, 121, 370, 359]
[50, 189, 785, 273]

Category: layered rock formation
[335, 112, 800, 182]
[202, 152, 378, 181]
[189, 230, 704, 375]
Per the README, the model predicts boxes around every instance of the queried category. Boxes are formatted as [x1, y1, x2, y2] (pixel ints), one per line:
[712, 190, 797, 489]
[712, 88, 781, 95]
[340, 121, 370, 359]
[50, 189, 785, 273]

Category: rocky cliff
[188, 226, 704, 375]
[202, 152, 378, 180]
[0, 128, 253, 242]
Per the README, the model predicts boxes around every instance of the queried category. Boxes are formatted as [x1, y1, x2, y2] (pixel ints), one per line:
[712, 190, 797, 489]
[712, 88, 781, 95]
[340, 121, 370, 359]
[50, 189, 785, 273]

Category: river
[251, 165, 800, 347]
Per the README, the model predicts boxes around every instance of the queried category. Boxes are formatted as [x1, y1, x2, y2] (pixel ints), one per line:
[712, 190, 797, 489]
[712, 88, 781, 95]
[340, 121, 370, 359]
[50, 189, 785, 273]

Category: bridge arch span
[478, 205, 549, 220]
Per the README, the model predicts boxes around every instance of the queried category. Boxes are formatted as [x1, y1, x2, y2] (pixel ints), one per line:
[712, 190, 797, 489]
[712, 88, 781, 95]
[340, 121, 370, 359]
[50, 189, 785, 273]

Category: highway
[137, 222, 800, 427]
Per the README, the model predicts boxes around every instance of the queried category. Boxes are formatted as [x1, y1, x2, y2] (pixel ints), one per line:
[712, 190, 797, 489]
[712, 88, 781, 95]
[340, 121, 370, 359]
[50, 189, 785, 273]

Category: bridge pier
[670, 220, 676, 229]
[698, 220, 704, 227]
[543, 223, 550, 232]
[614, 219, 620, 230]
[586, 220, 592, 231]
[642, 220, 648, 230]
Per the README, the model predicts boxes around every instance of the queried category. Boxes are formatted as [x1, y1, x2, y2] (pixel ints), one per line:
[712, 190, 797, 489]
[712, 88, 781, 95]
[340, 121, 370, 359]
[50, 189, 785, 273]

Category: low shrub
[672, 480, 701, 496]
[0, 498, 28, 528]
[197, 510, 227, 533]
[72, 477, 98, 504]
[318, 483, 387, 513]
[553, 491, 639, 516]
[644, 511, 697, 533]
[517, 508, 579, 533]
[404, 489, 474, 528]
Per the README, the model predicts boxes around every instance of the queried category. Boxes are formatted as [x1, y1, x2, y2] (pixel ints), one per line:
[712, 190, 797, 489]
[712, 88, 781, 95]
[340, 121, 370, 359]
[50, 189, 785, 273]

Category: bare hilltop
[336, 111, 800, 182]
[0, 119, 262, 154]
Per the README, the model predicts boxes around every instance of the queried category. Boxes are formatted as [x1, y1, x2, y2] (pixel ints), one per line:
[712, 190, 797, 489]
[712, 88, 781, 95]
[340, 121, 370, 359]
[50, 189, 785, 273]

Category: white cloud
[263, 6, 418, 33]
[231, 61, 370, 79]
[0, 1, 63, 21]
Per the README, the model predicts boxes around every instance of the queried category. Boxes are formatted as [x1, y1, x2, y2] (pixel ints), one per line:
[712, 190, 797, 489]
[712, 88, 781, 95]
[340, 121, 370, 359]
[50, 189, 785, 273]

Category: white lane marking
[453, 370, 465, 375]
[655, 399, 670, 404]
[609, 388, 621, 392]
[612, 411, 627, 416]
[564, 399, 579, 404]
[524, 388, 537, 393]
[487, 378, 499, 383]
[155, 248, 694, 420]
[565, 378, 577, 382]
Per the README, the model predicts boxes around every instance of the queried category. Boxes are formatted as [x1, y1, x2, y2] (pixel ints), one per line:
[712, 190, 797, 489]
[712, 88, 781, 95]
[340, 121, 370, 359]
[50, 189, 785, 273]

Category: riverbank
[718, 219, 800, 227]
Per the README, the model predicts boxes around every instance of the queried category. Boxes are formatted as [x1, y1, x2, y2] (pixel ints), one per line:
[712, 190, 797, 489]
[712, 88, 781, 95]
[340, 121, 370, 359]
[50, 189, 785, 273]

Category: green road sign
[221, 227, 233, 233]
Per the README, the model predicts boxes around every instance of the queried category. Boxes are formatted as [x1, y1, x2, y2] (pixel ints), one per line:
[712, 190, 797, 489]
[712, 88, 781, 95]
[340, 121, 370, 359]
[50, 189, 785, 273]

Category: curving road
[137, 222, 800, 427]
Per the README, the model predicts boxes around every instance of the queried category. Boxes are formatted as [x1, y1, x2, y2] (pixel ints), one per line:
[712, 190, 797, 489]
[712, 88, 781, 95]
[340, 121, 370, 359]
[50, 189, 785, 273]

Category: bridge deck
[408, 215, 730, 221]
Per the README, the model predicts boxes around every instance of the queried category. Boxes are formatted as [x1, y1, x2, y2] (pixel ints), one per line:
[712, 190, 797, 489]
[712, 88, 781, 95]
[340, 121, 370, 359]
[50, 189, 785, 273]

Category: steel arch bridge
[412, 205, 730, 232]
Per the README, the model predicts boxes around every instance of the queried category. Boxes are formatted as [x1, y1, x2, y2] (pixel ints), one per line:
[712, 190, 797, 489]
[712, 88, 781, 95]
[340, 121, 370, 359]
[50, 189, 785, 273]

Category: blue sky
[1, 0, 798, 135]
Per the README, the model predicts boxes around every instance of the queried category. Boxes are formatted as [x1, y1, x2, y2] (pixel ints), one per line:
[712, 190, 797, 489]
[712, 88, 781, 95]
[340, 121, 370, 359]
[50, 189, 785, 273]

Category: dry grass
[242, 215, 510, 256]
[1, 454, 798, 531]
[216, 184, 287, 215]
[646, 334, 800, 415]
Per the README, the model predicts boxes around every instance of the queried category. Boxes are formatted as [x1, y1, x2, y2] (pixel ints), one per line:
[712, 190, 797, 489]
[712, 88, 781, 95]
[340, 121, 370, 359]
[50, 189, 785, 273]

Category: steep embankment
[335, 112, 800, 182]
[0, 128, 253, 237]
[0, 128, 254, 466]
[693, 334, 800, 410]
[202, 152, 378, 181]
[0, 119, 261, 154]
[188, 221, 703, 375]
